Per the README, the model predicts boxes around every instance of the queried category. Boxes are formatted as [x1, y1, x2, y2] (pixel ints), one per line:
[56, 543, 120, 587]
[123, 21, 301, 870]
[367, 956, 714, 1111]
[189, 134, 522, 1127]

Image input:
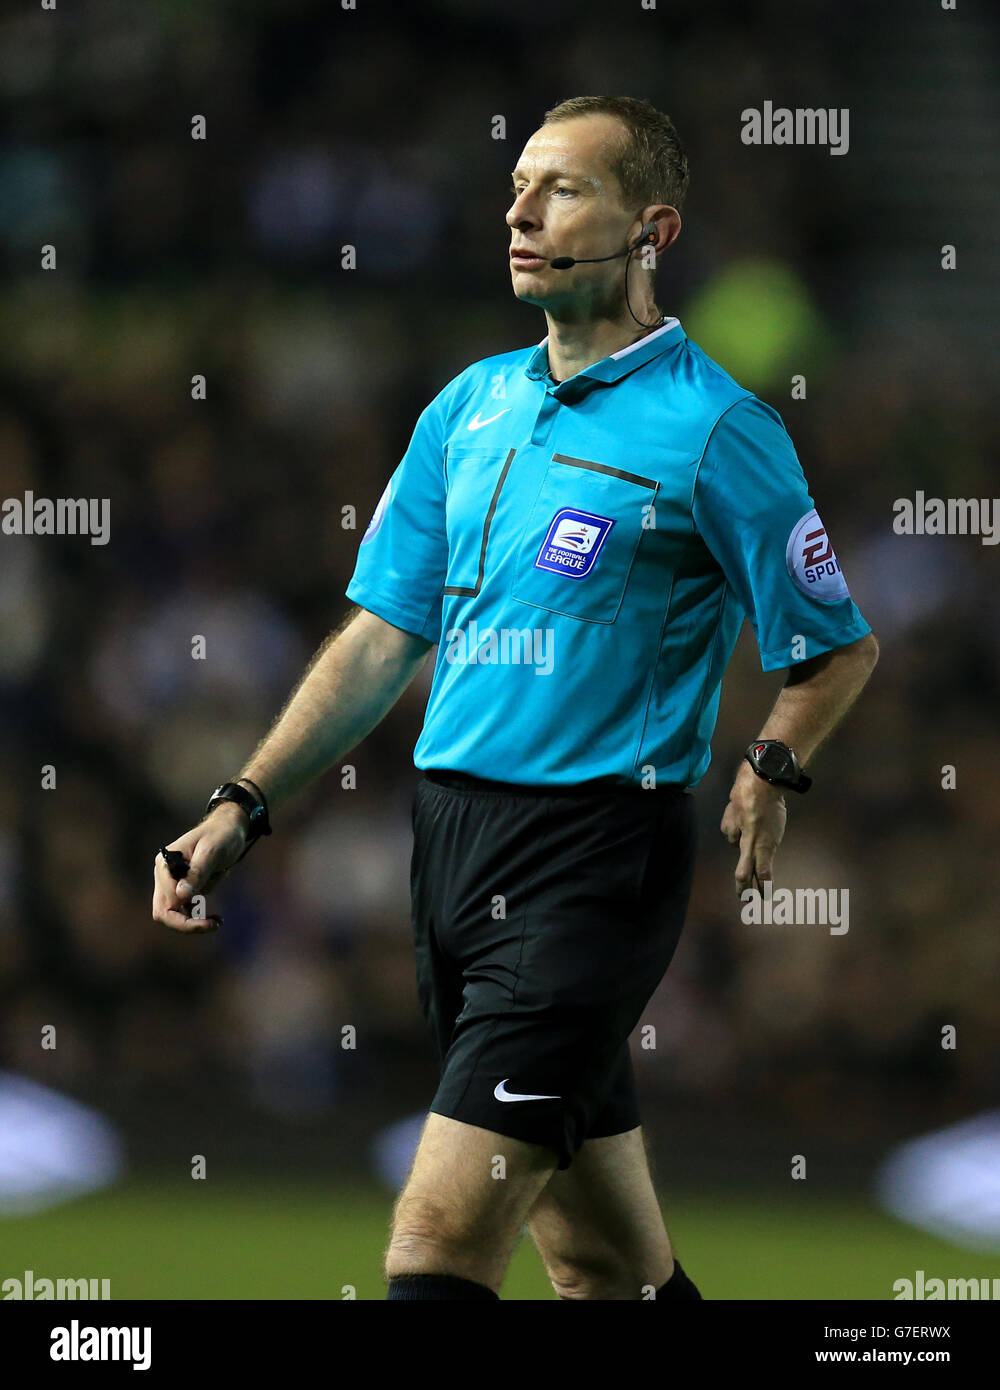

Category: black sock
[654, 1258, 703, 1300]
[387, 1273, 499, 1301]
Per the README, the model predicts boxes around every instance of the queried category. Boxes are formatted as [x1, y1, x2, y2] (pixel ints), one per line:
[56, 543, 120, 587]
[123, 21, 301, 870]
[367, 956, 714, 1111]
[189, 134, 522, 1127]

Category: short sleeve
[692, 395, 871, 671]
[346, 388, 451, 645]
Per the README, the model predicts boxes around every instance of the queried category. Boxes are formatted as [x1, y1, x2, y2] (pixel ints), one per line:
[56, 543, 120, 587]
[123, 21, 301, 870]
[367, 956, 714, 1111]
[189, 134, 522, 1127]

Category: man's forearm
[720, 633, 878, 891]
[737, 633, 879, 787]
[235, 606, 432, 815]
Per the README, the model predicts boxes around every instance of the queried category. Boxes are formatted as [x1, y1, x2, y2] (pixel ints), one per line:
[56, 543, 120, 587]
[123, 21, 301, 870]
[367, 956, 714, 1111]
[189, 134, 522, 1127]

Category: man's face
[507, 114, 636, 316]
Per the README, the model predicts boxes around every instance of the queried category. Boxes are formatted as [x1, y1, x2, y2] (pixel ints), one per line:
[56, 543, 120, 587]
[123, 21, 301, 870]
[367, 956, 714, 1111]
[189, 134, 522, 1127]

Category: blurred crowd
[1, 0, 998, 1169]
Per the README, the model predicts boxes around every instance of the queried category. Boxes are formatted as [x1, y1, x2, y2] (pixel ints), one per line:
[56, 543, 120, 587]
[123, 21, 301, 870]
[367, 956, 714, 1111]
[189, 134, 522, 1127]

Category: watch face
[757, 745, 792, 779]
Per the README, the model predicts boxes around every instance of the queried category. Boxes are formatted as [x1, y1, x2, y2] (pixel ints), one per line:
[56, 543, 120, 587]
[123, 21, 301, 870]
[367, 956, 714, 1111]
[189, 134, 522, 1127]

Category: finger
[152, 857, 185, 914]
[152, 872, 221, 933]
[176, 841, 212, 899]
[152, 851, 179, 890]
[154, 845, 193, 893]
[152, 901, 221, 934]
[754, 842, 777, 883]
[734, 838, 756, 894]
[720, 810, 741, 844]
[177, 828, 236, 899]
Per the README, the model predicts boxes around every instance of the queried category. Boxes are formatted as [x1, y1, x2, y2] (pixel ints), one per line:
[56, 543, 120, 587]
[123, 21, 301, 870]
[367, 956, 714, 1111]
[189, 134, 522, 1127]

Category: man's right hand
[151, 802, 249, 935]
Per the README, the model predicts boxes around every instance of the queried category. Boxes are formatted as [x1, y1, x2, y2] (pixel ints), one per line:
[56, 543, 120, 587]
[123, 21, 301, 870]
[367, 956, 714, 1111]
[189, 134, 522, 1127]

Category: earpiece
[632, 221, 659, 252]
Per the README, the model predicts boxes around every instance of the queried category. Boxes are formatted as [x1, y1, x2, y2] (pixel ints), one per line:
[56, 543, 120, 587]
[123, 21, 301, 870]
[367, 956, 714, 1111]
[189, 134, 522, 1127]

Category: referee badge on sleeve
[785, 508, 851, 602]
[361, 478, 392, 545]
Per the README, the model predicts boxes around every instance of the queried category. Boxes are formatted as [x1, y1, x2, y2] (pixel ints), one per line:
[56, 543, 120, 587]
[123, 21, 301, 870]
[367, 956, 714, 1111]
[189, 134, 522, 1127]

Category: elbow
[860, 632, 880, 670]
[785, 632, 879, 686]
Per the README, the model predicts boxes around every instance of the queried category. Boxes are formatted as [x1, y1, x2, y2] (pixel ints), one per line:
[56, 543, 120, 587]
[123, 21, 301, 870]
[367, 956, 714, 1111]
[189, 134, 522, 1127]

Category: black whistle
[160, 847, 189, 881]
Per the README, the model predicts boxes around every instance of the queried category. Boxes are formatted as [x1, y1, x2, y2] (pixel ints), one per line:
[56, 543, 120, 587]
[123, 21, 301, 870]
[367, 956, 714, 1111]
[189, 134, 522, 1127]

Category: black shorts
[409, 769, 697, 1171]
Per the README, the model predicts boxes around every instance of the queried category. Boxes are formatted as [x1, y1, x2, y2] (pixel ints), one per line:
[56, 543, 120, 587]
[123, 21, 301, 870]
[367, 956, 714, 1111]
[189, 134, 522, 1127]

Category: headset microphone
[544, 221, 663, 330]
[548, 221, 658, 271]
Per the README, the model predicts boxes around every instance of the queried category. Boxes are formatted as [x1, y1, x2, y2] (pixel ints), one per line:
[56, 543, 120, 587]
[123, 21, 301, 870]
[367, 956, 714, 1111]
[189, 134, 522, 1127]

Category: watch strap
[744, 740, 812, 794]
[204, 781, 272, 851]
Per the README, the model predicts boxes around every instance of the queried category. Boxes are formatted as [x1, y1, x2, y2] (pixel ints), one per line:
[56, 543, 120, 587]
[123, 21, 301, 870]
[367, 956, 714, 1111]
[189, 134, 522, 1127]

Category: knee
[545, 1250, 636, 1301]
[386, 1195, 480, 1267]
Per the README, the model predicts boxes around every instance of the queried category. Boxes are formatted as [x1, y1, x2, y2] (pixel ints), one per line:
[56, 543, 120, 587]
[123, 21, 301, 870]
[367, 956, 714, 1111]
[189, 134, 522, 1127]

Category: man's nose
[506, 194, 540, 230]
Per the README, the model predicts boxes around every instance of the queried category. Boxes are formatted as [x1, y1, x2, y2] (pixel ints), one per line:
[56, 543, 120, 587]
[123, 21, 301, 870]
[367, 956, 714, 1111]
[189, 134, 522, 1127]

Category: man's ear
[642, 205, 682, 255]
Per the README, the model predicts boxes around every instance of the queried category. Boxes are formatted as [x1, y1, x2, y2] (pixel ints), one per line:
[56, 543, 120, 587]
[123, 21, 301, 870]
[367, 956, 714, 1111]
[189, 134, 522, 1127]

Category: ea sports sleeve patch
[785, 507, 852, 603]
[693, 395, 871, 670]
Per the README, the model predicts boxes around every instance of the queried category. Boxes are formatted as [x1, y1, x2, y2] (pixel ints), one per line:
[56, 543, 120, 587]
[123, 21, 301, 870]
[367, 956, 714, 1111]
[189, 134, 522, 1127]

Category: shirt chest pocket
[442, 445, 517, 597]
[511, 453, 659, 624]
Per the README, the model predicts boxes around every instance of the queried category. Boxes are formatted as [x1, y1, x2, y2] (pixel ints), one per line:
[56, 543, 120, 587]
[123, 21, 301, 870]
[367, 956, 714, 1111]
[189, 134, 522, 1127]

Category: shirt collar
[525, 317, 685, 390]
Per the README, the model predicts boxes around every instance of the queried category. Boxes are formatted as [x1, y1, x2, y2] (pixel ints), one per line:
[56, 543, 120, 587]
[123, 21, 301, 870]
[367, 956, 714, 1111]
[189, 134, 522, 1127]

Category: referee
[153, 95, 878, 1301]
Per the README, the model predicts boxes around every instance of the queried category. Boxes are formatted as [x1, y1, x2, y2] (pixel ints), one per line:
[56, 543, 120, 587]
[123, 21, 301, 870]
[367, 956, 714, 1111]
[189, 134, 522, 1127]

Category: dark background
[1, 0, 998, 1201]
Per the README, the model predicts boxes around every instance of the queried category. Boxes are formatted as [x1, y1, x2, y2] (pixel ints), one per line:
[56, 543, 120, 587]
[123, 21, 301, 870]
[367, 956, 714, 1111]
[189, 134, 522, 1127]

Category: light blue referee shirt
[346, 318, 871, 787]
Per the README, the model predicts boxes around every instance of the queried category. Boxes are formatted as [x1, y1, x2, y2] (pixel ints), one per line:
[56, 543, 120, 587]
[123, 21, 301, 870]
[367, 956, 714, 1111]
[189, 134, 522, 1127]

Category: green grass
[2, 1178, 997, 1300]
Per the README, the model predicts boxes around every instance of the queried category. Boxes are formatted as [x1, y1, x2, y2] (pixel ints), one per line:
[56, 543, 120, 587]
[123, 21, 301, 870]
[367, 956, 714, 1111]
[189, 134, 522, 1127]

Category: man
[152, 95, 878, 1301]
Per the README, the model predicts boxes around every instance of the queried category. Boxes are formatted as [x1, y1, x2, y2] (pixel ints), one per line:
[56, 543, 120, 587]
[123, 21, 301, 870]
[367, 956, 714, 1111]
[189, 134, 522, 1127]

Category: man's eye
[553, 187, 575, 197]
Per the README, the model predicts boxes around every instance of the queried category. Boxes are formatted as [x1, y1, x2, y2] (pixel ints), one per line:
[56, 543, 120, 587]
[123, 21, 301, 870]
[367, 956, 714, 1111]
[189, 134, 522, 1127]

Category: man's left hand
[720, 767, 787, 896]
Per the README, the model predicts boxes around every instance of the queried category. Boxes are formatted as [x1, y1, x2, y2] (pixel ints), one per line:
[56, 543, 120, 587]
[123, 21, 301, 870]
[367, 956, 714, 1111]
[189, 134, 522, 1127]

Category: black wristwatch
[744, 740, 812, 793]
[204, 780, 272, 858]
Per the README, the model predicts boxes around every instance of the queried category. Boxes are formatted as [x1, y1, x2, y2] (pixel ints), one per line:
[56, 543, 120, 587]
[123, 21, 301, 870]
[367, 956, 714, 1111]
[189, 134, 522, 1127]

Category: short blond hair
[542, 95, 689, 212]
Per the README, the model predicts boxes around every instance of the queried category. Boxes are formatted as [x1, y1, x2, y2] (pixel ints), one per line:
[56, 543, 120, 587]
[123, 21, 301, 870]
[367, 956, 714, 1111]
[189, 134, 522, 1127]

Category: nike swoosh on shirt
[494, 1079, 561, 1103]
[467, 409, 511, 431]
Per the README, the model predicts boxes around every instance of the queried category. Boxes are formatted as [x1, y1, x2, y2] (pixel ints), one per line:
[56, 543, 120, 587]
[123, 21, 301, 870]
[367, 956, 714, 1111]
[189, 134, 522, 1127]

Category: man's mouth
[510, 248, 547, 269]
